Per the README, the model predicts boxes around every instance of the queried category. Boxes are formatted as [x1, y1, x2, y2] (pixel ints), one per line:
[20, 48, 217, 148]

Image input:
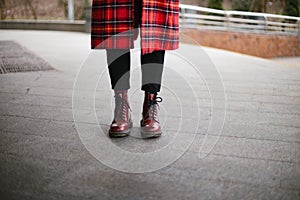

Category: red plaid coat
[91, 0, 179, 55]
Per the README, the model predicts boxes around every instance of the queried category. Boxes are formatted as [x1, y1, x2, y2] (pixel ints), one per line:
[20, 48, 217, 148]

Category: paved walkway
[0, 30, 299, 200]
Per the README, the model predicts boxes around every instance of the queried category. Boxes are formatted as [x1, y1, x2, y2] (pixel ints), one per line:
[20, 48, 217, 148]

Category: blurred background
[0, 0, 299, 58]
[0, 0, 91, 20]
[0, 0, 299, 20]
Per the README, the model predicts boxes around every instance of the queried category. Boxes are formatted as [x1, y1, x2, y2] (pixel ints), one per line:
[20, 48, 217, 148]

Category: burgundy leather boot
[109, 90, 133, 137]
[140, 92, 162, 138]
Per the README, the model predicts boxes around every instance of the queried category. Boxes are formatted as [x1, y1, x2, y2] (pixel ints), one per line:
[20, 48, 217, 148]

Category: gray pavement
[0, 30, 299, 200]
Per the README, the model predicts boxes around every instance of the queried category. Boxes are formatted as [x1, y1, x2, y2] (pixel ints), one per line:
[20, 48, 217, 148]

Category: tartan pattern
[91, 0, 179, 55]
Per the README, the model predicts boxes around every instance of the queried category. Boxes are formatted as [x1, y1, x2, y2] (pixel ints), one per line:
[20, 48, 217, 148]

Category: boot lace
[147, 97, 162, 122]
[114, 95, 131, 121]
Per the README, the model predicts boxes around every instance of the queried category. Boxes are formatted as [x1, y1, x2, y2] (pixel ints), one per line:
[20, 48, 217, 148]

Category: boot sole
[109, 122, 133, 138]
[141, 130, 162, 139]
[109, 131, 130, 138]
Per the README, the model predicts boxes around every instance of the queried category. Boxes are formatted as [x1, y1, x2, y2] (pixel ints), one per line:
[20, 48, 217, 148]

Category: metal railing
[179, 4, 300, 35]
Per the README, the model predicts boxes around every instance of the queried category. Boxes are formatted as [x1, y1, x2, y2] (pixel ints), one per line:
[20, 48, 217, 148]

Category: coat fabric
[91, 0, 179, 55]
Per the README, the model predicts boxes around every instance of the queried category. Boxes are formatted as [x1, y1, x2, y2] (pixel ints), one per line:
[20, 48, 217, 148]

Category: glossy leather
[109, 90, 132, 137]
[140, 92, 162, 138]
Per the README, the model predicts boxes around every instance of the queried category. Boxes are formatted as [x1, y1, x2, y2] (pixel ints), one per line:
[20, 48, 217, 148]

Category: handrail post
[225, 11, 230, 31]
[264, 15, 268, 33]
[68, 0, 74, 22]
[181, 7, 186, 28]
[298, 19, 300, 35]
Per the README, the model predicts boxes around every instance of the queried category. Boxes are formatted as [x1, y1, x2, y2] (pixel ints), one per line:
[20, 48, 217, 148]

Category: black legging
[105, 0, 165, 93]
[106, 49, 165, 93]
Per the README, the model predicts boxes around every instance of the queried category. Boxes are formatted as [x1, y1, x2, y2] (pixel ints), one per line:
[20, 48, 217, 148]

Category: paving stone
[168, 153, 282, 187]
[0, 115, 79, 140]
[222, 183, 300, 200]
[274, 87, 300, 97]
[251, 94, 300, 105]
[0, 153, 82, 200]
[259, 103, 300, 115]
[289, 84, 300, 91]
[2, 93, 73, 108]
[0, 93, 26, 103]
[0, 85, 27, 95]
[280, 163, 300, 190]
[0, 190, 84, 200]
[0, 102, 107, 124]
[0, 71, 75, 90]
[222, 122, 300, 143]
[0, 131, 87, 162]
[226, 111, 300, 128]
[27, 87, 74, 97]
[186, 135, 299, 163]
[45, 158, 224, 200]
[238, 138, 299, 163]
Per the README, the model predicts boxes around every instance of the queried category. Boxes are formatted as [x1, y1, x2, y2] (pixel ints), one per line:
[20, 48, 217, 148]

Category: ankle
[144, 91, 157, 95]
[114, 89, 128, 94]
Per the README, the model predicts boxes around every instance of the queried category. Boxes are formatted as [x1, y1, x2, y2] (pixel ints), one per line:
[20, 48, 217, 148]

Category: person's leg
[134, 0, 142, 28]
[106, 49, 131, 91]
[106, 49, 132, 137]
[140, 50, 165, 138]
[141, 50, 165, 93]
